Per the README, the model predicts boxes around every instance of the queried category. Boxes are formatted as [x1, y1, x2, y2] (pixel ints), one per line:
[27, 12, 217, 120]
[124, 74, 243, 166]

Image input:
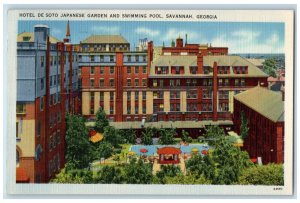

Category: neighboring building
[16, 22, 80, 183]
[268, 68, 285, 91]
[233, 86, 284, 164]
[81, 35, 268, 136]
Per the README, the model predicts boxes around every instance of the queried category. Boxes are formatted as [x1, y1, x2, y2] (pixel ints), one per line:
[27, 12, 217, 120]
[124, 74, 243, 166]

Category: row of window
[49, 130, 61, 151]
[89, 78, 147, 87]
[49, 111, 62, 128]
[82, 44, 129, 52]
[48, 154, 60, 177]
[126, 91, 147, 101]
[126, 104, 146, 115]
[89, 66, 147, 75]
[40, 54, 78, 67]
[152, 78, 246, 87]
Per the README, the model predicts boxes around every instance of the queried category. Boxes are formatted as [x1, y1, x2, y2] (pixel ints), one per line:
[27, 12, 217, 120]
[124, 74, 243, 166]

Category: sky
[18, 20, 284, 54]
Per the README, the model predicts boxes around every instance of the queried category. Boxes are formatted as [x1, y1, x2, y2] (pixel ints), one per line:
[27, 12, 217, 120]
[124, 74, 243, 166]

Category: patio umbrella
[140, 148, 148, 153]
[128, 151, 136, 156]
[191, 148, 199, 153]
[201, 150, 209, 155]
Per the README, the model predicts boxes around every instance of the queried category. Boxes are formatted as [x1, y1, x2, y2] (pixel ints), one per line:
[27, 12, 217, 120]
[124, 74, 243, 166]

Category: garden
[50, 108, 284, 185]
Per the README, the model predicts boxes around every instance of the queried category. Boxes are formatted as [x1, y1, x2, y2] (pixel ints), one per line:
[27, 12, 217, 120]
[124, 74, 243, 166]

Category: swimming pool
[129, 144, 210, 156]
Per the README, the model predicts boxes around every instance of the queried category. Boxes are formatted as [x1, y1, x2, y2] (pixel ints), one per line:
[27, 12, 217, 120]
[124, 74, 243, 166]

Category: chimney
[176, 37, 183, 48]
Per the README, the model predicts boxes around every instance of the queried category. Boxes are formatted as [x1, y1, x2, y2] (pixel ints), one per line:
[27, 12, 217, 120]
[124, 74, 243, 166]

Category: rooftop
[17, 32, 61, 43]
[81, 35, 129, 44]
[157, 147, 181, 154]
[234, 86, 284, 122]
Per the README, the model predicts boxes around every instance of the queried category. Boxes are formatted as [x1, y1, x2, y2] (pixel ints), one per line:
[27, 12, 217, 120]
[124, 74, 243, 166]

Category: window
[90, 67, 95, 74]
[170, 91, 180, 99]
[100, 67, 104, 74]
[170, 103, 180, 111]
[135, 66, 139, 74]
[187, 103, 197, 111]
[142, 91, 146, 100]
[16, 104, 26, 114]
[41, 78, 44, 90]
[90, 79, 94, 87]
[100, 92, 104, 101]
[159, 104, 164, 112]
[176, 79, 180, 86]
[127, 55, 131, 62]
[187, 91, 198, 99]
[143, 66, 147, 74]
[159, 80, 164, 87]
[142, 105, 146, 114]
[110, 92, 114, 101]
[99, 79, 104, 87]
[90, 92, 95, 102]
[50, 76, 53, 87]
[241, 79, 245, 86]
[127, 91, 131, 101]
[135, 55, 139, 62]
[127, 66, 131, 74]
[142, 79, 147, 86]
[143, 55, 147, 62]
[135, 79, 139, 86]
[90, 106, 94, 115]
[50, 56, 53, 66]
[40, 97, 44, 110]
[135, 92, 139, 100]
[110, 67, 114, 74]
[100, 55, 104, 62]
[224, 79, 229, 86]
[190, 66, 198, 74]
[153, 79, 157, 87]
[127, 106, 131, 114]
[203, 66, 210, 74]
[235, 79, 240, 86]
[110, 56, 114, 62]
[135, 106, 138, 114]
[110, 79, 114, 87]
[110, 105, 114, 114]
[90, 55, 94, 62]
[127, 79, 131, 86]
[203, 90, 212, 99]
[170, 79, 174, 87]
[218, 79, 223, 86]
[40, 56, 44, 67]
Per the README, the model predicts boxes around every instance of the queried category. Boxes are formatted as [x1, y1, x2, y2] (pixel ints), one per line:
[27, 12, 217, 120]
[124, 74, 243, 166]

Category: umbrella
[140, 148, 148, 153]
[128, 151, 136, 156]
[191, 148, 199, 153]
[201, 150, 209, 155]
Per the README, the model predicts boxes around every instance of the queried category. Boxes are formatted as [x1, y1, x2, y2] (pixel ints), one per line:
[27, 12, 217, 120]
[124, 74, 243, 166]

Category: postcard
[4, 8, 294, 196]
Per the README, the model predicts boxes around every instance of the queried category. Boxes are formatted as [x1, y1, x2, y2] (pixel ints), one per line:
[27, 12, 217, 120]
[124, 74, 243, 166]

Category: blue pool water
[129, 144, 210, 156]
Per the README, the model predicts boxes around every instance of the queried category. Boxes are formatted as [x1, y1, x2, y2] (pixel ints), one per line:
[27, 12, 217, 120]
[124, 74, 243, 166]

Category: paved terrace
[86, 120, 233, 129]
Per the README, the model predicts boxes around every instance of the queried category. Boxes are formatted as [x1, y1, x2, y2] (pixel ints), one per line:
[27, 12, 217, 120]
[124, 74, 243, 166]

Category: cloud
[211, 30, 283, 54]
[91, 26, 120, 34]
[135, 27, 160, 37]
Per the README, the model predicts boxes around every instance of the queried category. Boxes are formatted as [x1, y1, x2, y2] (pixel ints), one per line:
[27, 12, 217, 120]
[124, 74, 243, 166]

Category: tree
[203, 125, 225, 146]
[94, 165, 124, 184]
[240, 111, 249, 140]
[239, 164, 284, 185]
[95, 108, 109, 133]
[103, 126, 122, 147]
[50, 168, 93, 183]
[186, 154, 215, 181]
[212, 137, 253, 185]
[158, 128, 176, 145]
[121, 128, 136, 144]
[94, 141, 113, 160]
[65, 114, 94, 170]
[181, 130, 193, 143]
[262, 58, 277, 77]
[124, 158, 153, 184]
[164, 174, 212, 185]
[155, 165, 182, 184]
[141, 127, 153, 145]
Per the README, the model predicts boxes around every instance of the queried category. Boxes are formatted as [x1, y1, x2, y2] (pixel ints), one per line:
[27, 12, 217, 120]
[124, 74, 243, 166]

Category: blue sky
[18, 20, 284, 54]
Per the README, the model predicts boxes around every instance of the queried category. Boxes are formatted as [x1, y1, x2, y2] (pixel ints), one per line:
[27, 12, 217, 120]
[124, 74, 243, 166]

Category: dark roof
[234, 86, 284, 122]
[157, 147, 181, 154]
